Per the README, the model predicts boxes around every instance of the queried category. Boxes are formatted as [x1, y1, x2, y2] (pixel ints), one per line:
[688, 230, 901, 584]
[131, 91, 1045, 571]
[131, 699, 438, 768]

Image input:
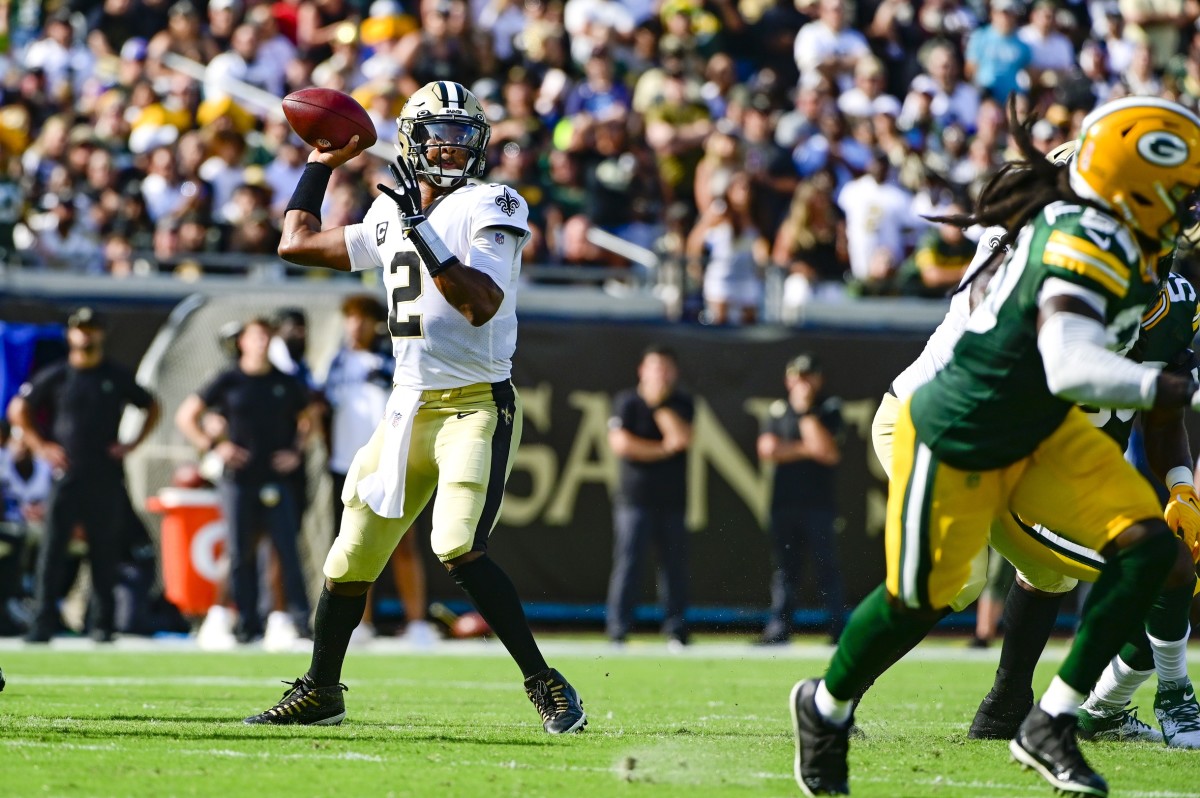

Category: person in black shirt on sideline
[606, 345, 694, 649]
[8, 307, 160, 642]
[176, 317, 312, 643]
[756, 353, 846, 645]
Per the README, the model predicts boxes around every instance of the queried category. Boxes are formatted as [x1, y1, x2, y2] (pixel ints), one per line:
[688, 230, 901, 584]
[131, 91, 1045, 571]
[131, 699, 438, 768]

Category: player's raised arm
[376, 157, 503, 326]
[276, 138, 362, 272]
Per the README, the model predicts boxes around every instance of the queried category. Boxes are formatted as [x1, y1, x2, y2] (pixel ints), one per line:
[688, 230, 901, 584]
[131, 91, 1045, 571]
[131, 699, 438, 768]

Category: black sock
[992, 582, 1064, 694]
[306, 586, 367, 687]
[450, 555, 548, 679]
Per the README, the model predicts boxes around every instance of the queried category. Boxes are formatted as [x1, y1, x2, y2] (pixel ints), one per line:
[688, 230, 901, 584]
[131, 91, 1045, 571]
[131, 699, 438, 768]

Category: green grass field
[1, 638, 1197, 798]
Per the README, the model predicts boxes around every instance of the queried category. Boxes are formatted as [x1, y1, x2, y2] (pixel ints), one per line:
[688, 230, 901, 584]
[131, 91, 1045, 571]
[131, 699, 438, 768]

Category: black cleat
[243, 677, 347, 725]
[969, 687, 1034, 740]
[524, 668, 586, 734]
[0, 665, 5, 693]
[790, 679, 851, 796]
[1010, 707, 1108, 797]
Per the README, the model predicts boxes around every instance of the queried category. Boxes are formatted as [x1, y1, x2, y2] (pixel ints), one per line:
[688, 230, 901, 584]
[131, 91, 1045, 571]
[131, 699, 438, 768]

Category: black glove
[377, 159, 423, 228]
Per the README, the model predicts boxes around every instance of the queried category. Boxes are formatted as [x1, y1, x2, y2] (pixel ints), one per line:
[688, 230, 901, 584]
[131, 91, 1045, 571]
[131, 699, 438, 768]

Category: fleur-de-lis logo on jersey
[500, 406, 513, 426]
[495, 189, 520, 217]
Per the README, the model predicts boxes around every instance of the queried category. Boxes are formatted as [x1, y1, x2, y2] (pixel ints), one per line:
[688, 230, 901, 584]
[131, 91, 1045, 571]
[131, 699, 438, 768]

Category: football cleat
[0, 665, 5, 693]
[243, 677, 347, 726]
[1011, 707, 1108, 797]
[524, 668, 586, 734]
[968, 687, 1034, 740]
[790, 679, 851, 796]
[1077, 699, 1162, 743]
[1154, 680, 1200, 749]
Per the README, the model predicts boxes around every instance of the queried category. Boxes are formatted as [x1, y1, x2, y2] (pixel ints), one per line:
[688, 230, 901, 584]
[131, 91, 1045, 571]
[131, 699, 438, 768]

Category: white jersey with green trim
[890, 225, 1006, 399]
[343, 182, 530, 390]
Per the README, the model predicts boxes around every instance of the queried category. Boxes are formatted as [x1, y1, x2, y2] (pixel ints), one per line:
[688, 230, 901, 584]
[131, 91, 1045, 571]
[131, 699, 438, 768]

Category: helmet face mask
[397, 82, 491, 189]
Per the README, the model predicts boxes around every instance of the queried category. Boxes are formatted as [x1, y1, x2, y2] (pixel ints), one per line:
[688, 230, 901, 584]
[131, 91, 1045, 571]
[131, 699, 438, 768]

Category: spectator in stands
[175, 317, 312, 644]
[207, 0, 244, 52]
[1121, 0, 1196, 70]
[568, 49, 632, 120]
[8, 307, 160, 642]
[606, 345, 694, 650]
[837, 151, 921, 293]
[837, 57, 900, 121]
[686, 171, 766, 325]
[964, 0, 1032, 101]
[776, 82, 829, 151]
[644, 69, 713, 208]
[896, 202, 976, 297]
[146, 0, 219, 73]
[773, 172, 849, 314]
[1124, 42, 1164, 96]
[33, 193, 104, 273]
[906, 41, 980, 132]
[200, 130, 248, 224]
[24, 10, 92, 98]
[739, 97, 797, 238]
[794, 0, 869, 91]
[1019, 0, 1075, 81]
[323, 295, 433, 647]
[756, 353, 845, 645]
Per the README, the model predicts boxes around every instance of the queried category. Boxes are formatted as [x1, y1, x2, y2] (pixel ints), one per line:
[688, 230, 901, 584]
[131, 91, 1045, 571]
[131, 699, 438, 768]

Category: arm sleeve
[667, 392, 695, 423]
[610, 391, 635, 431]
[467, 226, 521, 290]
[343, 197, 389, 273]
[197, 372, 228, 411]
[17, 363, 62, 408]
[1037, 311, 1161, 409]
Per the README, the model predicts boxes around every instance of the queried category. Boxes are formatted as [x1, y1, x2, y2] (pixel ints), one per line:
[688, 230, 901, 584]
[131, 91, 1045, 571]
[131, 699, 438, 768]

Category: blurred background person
[0, 422, 52, 635]
[175, 317, 312, 644]
[606, 345, 694, 650]
[323, 295, 432, 647]
[8, 308, 160, 643]
[756, 354, 845, 645]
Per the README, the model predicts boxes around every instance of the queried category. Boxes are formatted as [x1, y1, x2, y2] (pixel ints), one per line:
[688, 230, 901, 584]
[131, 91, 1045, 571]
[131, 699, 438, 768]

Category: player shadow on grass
[75, 716, 569, 745]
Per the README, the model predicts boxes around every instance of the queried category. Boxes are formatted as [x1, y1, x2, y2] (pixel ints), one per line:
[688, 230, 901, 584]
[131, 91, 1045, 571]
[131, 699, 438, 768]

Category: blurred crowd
[5, 0, 1200, 319]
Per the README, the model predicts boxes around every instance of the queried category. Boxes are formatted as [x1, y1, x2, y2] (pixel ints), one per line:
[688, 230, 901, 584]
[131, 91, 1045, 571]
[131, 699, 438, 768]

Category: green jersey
[911, 201, 1164, 470]
[1081, 271, 1200, 448]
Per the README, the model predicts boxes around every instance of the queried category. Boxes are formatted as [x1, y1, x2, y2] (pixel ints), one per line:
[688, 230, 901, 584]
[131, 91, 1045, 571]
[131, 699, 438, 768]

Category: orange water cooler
[146, 487, 228, 616]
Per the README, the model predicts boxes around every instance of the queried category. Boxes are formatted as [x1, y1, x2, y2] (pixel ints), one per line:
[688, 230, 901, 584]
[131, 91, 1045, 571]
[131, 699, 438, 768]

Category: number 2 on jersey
[388, 252, 424, 338]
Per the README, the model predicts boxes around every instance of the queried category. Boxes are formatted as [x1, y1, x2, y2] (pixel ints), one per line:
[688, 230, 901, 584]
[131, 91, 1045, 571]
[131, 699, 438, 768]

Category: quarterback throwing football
[243, 81, 586, 734]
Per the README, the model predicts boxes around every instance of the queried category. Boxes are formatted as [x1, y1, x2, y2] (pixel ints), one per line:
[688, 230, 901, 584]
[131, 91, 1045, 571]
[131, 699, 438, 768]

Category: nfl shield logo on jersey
[494, 231, 505, 245]
[390, 411, 403, 427]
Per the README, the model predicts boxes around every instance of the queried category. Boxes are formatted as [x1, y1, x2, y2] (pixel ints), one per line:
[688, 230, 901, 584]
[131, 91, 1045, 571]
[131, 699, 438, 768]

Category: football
[281, 87, 377, 152]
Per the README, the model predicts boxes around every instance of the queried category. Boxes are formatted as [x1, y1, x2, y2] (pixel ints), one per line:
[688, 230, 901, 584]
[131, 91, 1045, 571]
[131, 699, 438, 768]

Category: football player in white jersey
[244, 81, 586, 734]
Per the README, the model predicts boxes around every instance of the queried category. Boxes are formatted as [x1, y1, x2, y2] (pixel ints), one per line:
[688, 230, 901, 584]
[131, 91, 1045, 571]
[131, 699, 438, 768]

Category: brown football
[281, 87, 378, 152]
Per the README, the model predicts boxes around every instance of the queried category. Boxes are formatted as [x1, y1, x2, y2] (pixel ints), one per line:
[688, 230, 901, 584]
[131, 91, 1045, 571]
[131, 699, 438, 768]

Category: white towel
[357, 387, 423, 519]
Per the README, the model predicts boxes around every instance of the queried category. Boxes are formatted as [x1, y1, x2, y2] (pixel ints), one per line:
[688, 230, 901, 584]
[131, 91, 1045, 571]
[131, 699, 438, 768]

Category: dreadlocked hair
[930, 95, 1108, 295]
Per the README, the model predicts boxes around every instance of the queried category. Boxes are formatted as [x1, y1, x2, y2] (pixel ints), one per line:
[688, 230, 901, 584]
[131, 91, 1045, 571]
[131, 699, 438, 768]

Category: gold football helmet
[1070, 96, 1200, 249]
[396, 81, 490, 189]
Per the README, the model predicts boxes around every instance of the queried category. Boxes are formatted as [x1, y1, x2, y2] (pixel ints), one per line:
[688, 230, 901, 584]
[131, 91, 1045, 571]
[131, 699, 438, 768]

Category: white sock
[1091, 653, 1154, 706]
[814, 680, 854, 725]
[1149, 627, 1190, 685]
[1039, 676, 1087, 718]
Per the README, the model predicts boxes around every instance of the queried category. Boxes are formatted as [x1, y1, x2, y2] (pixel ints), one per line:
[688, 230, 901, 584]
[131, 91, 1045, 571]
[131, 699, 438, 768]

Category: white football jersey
[344, 182, 530, 390]
[890, 225, 1006, 399]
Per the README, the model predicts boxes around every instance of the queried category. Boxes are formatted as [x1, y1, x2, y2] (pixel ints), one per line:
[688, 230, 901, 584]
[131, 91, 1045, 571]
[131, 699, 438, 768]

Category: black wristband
[285, 162, 333, 220]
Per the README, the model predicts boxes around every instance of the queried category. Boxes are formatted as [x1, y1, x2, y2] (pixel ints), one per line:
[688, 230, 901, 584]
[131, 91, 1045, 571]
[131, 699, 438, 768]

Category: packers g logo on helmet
[396, 81, 491, 189]
[1070, 96, 1200, 250]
